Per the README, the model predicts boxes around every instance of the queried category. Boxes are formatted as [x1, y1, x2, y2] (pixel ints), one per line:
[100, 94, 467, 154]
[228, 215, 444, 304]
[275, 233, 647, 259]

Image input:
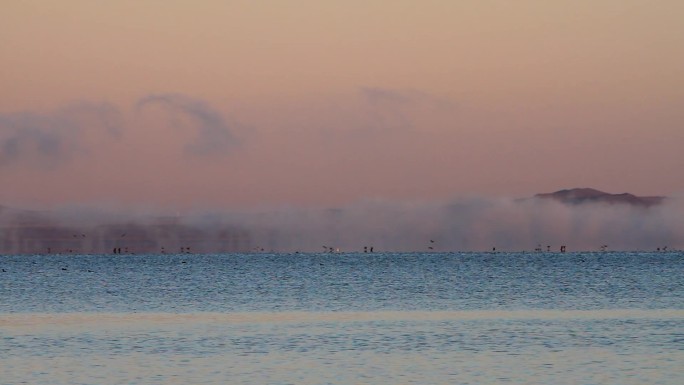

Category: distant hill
[534, 188, 665, 207]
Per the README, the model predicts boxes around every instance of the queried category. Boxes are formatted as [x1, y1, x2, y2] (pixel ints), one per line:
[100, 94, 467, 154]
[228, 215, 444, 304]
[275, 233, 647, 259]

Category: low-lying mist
[1, 196, 682, 254]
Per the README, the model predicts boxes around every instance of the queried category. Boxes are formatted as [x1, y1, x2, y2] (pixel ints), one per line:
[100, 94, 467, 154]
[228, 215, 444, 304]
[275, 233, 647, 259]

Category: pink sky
[2, 1, 683, 211]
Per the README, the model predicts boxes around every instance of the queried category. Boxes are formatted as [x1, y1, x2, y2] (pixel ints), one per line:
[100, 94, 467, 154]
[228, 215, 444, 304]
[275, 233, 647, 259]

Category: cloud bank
[0, 94, 241, 170]
[358, 86, 454, 132]
[135, 93, 241, 156]
[0, 102, 122, 168]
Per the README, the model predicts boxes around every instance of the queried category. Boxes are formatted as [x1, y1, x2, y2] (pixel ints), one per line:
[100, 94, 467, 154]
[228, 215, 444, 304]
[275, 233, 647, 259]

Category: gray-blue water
[2, 252, 683, 384]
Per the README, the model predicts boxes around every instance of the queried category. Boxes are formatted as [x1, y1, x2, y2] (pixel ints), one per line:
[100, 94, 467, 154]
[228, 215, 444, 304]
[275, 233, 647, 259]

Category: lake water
[2, 252, 683, 384]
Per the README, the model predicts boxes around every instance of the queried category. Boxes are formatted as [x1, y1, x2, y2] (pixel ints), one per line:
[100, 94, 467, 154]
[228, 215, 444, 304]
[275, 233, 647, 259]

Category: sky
[2, 1, 683, 212]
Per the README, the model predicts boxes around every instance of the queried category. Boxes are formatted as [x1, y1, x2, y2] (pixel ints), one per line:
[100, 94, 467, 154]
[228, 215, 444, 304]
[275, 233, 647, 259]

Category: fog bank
[2, 196, 682, 254]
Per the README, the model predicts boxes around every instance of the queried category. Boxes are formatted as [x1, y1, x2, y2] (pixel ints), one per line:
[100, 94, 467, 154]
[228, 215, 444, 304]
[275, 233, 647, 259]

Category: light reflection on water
[1, 252, 683, 384]
[2, 311, 683, 385]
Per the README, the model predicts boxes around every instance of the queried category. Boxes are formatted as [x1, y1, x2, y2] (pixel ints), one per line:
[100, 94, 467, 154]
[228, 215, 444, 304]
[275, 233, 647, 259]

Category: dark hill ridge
[535, 188, 665, 207]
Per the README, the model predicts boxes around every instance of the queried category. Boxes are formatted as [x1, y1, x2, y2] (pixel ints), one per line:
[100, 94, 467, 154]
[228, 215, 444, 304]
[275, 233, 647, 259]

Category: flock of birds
[3, 230, 678, 257]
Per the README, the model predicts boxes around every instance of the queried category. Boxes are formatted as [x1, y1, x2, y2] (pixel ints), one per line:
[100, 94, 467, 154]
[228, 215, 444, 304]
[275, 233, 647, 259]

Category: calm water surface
[1, 252, 683, 384]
